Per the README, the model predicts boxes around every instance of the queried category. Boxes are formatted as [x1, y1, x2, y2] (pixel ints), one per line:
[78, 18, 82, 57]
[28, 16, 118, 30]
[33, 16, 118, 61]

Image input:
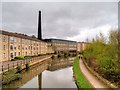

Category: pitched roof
[0, 30, 45, 42]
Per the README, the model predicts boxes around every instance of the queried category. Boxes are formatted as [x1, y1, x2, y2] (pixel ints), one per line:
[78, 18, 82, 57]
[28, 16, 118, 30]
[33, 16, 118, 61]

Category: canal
[2, 57, 77, 89]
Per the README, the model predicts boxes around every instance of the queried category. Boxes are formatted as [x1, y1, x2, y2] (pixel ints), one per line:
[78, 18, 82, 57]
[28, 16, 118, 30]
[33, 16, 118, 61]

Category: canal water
[2, 57, 77, 89]
[21, 67, 76, 88]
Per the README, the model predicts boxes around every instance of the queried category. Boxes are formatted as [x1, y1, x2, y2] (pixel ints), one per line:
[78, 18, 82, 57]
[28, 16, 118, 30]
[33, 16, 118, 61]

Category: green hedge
[14, 56, 24, 60]
[73, 57, 92, 88]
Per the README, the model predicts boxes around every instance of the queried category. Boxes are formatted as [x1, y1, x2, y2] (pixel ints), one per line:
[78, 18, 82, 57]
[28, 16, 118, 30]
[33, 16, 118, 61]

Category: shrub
[38, 54, 41, 56]
[31, 55, 38, 58]
[2, 73, 22, 85]
[14, 56, 24, 60]
[3, 68, 16, 75]
[2, 69, 22, 85]
[57, 54, 61, 58]
[11, 59, 15, 61]
[25, 63, 29, 70]
[24, 56, 32, 59]
[51, 55, 55, 59]
[16, 66, 22, 73]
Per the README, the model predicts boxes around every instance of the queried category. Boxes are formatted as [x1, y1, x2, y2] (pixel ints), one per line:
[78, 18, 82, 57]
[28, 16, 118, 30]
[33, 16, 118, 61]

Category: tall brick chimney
[38, 11, 42, 40]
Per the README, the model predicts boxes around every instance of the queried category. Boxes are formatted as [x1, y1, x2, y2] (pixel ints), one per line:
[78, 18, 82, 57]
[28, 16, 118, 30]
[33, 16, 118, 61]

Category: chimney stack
[38, 11, 42, 40]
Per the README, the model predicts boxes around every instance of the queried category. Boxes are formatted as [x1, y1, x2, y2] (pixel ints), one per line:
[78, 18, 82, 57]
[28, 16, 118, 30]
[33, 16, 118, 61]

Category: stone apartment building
[0, 30, 87, 62]
[0, 30, 48, 62]
[44, 39, 77, 54]
[77, 42, 88, 53]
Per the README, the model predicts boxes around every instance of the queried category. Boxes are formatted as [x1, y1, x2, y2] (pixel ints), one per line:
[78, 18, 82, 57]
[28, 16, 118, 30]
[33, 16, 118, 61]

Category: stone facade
[0, 30, 48, 62]
[0, 30, 87, 62]
[44, 39, 77, 53]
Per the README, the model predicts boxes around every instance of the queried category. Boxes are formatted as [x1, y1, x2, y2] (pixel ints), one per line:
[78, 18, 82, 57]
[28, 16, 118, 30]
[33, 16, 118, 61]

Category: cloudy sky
[1, 2, 118, 42]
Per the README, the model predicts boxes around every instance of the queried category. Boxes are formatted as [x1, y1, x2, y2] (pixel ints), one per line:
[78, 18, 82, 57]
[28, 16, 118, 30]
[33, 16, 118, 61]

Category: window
[10, 45, 13, 50]
[22, 39, 24, 44]
[18, 45, 20, 50]
[18, 39, 20, 43]
[26, 46, 28, 50]
[14, 38, 16, 42]
[3, 53, 6, 58]
[14, 46, 16, 50]
[22, 46, 24, 50]
[3, 36, 6, 42]
[0, 36, 2, 41]
[14, 52, 16, 56]
[22, 52, 24, 56]
[10, 37, 14, 42]
[3, 45, 6, 50]
[18, 52, 20, 56]
[26, 52, 27, 55]
[10, 53, 13, 58]
[29, 46, 30, 50]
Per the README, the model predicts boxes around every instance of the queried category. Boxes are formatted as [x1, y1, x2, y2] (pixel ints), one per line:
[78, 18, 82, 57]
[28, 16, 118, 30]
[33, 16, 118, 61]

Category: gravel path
[79, 58, 110, 89]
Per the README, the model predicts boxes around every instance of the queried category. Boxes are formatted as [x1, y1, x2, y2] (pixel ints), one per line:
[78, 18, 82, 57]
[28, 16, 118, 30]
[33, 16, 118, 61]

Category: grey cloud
[2, 2, 117, 41]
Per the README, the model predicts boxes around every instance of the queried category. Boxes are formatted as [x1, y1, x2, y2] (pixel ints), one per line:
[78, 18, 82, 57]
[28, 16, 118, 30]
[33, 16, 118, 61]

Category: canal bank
[1, 55, 52, 74]
[73, 57, 92, 88]
[73, 56, 111, 89]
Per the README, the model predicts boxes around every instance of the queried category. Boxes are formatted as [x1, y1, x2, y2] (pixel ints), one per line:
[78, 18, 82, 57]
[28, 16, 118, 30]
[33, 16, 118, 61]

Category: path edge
[82, 58, 118, 89]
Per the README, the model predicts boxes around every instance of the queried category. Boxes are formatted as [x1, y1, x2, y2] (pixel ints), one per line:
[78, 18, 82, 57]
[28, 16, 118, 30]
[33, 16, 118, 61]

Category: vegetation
[73, 57, 92, 88]
[57, 54, 61, 58]
[11, 54, 42, 61]
[51, 55, 55, 59]
[24, 56, 32, 59]
[2, 69, 22, 85]
[25, 63, 30, 70]
[16, 66, 22, 73]
[64, 52, 69, 58]
[14, 56, 24, 60]
[83, 30, 120, 87]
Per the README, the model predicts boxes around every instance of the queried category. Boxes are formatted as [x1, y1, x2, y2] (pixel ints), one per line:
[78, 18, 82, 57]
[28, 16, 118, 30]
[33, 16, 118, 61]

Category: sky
[1, 1, 118, 42]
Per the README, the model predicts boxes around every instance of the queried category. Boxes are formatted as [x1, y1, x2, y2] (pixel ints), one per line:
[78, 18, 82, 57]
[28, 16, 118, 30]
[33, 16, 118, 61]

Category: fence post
[17, 61, 18, 67]
[2, 65, 3, 72]
[8, 64, 9, 71]
[21, 61, 22, 66]
[24, 59, 26, 64]
[13, 62, 14, 68]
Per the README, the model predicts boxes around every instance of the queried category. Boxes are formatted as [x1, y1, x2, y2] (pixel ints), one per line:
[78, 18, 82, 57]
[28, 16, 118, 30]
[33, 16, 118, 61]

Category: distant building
[77, 42, 88, 53]
[44, 38, 77, 54]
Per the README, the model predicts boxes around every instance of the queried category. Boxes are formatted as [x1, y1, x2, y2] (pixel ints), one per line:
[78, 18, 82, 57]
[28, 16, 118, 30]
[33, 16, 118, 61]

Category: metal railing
[1, 55, 51, 73]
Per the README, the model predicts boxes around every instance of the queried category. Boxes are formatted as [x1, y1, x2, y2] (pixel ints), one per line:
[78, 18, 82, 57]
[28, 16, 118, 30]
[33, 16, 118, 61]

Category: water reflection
[2, 60, 48, 89]
[48, 57, 73, 71]
[42, 67, 76, 88]
[2, 57, 76, 89]
[38, 73, 42, 90]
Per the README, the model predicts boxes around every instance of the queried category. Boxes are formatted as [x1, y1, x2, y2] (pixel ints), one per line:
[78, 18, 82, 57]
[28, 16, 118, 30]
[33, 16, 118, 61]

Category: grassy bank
[73, 57, 92, 89]
[2, 69, 22, 85]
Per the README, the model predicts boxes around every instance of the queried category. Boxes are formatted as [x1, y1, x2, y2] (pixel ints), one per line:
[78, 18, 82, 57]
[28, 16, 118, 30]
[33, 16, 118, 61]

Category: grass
[2, 69, 22, 85]
[73, 56, 93, 89]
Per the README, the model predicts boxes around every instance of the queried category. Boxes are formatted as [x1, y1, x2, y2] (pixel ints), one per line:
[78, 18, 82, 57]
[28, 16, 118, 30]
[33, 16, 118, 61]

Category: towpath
[79, 58, 110, 89]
